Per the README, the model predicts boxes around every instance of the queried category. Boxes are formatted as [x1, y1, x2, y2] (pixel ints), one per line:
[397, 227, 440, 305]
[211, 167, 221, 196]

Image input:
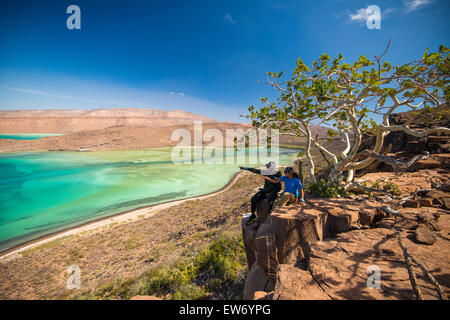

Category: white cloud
[404, 0, 432, 12]
[169, 91, 184, 96]
[348, 5, 395, 24]
[349, 7, 372, 22]
[224, 13, 236, 25]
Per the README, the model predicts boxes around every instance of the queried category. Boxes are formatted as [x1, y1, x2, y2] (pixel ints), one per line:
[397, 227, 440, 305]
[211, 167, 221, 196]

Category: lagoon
[0, 147, 301, 252]
[0, 134, 63, 140]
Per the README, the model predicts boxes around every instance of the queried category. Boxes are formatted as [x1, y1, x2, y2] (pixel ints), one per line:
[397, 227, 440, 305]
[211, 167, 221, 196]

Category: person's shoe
[246, 214, 258, 225]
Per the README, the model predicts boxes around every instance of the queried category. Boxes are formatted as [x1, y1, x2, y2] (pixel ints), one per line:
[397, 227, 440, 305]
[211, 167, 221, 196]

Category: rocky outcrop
[242, 204, 330, 273]
[241, 197, 386, 300]
[242, 172, 450, 300]
[309, 223, 450, 300]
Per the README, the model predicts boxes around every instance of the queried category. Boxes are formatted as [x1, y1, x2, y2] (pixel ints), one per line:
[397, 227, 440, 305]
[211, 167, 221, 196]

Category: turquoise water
[0, 147, 300, 251]
[0, 134, 63, 140]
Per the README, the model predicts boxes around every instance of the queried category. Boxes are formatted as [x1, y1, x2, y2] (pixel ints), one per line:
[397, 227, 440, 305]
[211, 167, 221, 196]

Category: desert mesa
[0, 108, 257, 152]
[0, 108, 217, 133]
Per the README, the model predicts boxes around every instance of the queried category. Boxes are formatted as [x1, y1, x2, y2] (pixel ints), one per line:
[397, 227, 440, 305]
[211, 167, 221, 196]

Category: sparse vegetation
[72, 232, 247, 300]
[306, 179, 347, 198]
[383, 181, 400, 195]
[20, 235, 79, 257]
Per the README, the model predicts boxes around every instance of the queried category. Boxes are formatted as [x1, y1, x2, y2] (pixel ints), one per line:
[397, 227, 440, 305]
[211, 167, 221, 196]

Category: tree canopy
[248, 43, 450, 186]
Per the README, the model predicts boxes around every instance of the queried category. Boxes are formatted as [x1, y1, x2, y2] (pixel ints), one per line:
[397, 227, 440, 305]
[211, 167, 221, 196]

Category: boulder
[404, 199, 420, 208]
[243, 264, 273, 300]
[417, 212, 440, 231]
[359, 210, 375, 227]
[272, 264, 330, 300]
[419, 198, 434, 207]
[415, 226, 437, 245]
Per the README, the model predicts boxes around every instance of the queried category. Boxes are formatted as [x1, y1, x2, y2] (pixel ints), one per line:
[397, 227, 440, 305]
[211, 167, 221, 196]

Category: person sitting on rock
[273, 167, 305, 209]
[239, 161, 281, 225]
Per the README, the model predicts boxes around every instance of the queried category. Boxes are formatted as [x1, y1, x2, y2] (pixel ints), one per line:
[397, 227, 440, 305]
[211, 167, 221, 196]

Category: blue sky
[0, 0, 448, 122]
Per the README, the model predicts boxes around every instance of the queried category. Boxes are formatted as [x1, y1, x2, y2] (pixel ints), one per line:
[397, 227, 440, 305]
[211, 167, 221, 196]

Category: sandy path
[0, 171, 244, 260]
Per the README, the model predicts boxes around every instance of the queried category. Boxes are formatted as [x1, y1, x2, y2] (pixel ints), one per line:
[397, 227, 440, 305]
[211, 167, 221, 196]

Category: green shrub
[306, 179, 347, 198]
[383, 182, 400, 195]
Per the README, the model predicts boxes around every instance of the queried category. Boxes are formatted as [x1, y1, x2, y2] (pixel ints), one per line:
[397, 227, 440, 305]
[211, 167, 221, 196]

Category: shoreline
[0, 171, 244, 260]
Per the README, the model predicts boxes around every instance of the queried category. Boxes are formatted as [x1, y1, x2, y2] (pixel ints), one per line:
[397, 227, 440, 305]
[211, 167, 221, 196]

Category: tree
[248, 43, 450, 188]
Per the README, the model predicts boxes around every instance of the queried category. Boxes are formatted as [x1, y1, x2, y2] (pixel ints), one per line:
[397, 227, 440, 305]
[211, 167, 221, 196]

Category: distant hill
[0, 108, 217, 133]
[0, 122, 253, 152]
[0, 107, 341, 152]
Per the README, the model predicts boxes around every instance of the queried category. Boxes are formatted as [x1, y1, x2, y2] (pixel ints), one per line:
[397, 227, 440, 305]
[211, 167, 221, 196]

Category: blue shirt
[280, 176, 303, 195]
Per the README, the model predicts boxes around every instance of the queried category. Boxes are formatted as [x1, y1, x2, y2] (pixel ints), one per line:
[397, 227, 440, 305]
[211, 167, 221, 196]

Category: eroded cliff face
[242, 158, 450, 300]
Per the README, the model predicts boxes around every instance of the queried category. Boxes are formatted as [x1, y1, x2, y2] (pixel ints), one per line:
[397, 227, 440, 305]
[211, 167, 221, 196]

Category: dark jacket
[245, 167, 282, 194]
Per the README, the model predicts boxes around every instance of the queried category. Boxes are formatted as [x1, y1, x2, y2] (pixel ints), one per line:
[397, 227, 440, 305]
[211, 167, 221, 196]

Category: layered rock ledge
[242, 183, 450, 300]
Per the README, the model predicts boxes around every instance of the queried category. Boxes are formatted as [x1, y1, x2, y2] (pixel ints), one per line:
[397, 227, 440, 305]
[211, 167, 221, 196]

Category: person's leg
[287, 193, 296, 205]
[267, 192, 278, 211]
[273, 193, 290, 209]
[250, 191, 265, 214]
[248, 191, 265, 225]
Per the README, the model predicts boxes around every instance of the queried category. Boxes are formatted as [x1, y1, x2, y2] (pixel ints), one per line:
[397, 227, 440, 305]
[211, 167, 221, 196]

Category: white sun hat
[261, 161, 277, 175]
